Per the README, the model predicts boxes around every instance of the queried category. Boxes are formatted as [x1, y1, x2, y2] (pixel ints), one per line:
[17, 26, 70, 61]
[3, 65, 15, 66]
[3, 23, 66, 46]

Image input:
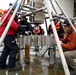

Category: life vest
[74, 24, 76, 28]
[55, 21, 60, 31]
[32, 26, 41, 35]
[49, 21, 60, 32]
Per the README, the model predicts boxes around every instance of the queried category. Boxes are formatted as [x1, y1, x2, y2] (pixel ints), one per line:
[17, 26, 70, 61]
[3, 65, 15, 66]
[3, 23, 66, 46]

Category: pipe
[55, 0, 76, 32]
[23, 5, 37, 10]
[49, 0, 57, 14]
[24, 7, 46, 16]
[17, 7, 46, 17]
[31, 0, 34, 22]
[21, 8, 30, 12]
[0, 0, 23, 46]
[0, 0, 18, 26]
[44, 18, 48, 34]
[23, 5, 47, 13]
[44, 0, 70, 75]
[20, 0, 25, 11]
[45, 13, 66, 20]
[21, 0, 25, 7]
[27, 0, 30, 4]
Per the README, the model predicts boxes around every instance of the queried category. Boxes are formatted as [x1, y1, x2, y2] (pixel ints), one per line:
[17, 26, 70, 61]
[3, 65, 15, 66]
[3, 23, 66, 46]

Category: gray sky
[0, 0, 16, 10]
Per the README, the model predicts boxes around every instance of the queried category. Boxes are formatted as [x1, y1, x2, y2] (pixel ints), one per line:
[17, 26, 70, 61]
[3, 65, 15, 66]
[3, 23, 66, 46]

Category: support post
[44, 0, 70, 75]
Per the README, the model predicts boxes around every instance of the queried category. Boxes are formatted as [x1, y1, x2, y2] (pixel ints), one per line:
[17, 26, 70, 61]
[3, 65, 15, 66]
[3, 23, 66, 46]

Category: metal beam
[49, 0, 57, 14]
[55, 0, 76, 32]
[0, 0, 18, 26]
[23, 7, 46, 16]
[44, 0, 70, 75]
[0, 0, 23, 45]
[23, 5, 37, 10]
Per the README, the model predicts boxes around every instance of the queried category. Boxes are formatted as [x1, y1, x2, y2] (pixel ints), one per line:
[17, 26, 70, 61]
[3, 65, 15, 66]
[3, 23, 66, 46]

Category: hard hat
[9, 2, 21, 12]
[62, 18, 74, 26]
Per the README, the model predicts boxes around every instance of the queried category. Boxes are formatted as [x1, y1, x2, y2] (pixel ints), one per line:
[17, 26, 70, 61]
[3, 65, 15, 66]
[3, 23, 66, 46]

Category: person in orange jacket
[60, 19, 76, 75]
[74, 23, 76, 28]
[32, 23, 44, 35]
[48, 18, 64, 38]
[32, 23, 44, 53]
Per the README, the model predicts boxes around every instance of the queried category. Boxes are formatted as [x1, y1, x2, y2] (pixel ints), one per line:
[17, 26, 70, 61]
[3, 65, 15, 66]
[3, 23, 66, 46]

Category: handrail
[0, 0, 23, 46]
[44, 0, 70, 75]
[0, 0, 18, 26]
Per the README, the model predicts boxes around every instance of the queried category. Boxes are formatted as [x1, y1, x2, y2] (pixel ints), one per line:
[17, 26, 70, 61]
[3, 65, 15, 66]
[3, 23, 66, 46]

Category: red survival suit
[0, 10, 18, 36]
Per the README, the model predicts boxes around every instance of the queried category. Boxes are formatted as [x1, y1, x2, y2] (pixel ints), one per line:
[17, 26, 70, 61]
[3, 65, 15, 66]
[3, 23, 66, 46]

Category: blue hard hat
[9, 2, 21, 12]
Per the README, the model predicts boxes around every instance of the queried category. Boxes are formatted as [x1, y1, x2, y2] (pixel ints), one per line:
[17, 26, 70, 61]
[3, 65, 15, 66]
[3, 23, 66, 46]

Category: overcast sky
[0, 0, 16, 10]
